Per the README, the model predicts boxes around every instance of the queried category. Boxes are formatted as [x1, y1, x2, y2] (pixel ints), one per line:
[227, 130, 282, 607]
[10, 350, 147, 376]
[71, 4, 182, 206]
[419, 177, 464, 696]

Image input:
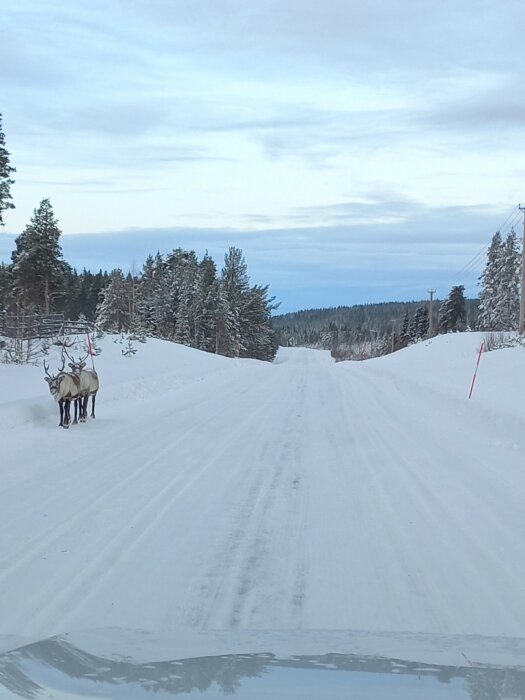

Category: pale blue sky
[2, 0, 524, 312]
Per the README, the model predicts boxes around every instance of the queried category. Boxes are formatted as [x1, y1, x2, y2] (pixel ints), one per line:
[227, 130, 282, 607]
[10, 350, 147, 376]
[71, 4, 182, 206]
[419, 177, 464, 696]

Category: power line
[453, 205, 521, 281]
[496, 204, 519, 233]
[500, 209, 522, 236]
[458, 245, 488, 275]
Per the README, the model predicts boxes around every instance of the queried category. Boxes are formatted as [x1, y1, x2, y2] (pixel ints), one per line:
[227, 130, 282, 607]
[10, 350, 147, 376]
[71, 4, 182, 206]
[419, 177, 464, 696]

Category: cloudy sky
[1, 0, 524, 312]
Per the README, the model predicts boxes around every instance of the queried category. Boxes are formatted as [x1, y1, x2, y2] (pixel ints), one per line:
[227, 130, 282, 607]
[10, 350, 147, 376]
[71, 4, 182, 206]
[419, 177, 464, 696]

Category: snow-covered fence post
[468, 341, 484, 399]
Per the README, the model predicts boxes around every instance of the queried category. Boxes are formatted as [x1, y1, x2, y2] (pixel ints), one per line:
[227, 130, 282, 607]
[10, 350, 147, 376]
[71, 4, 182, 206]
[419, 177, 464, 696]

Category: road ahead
[2, 344, 525, 643]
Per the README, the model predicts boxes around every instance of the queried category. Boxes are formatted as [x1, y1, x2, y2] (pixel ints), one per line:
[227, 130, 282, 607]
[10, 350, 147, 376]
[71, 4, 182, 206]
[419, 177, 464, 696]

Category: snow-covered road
[2, 337, 525, 647]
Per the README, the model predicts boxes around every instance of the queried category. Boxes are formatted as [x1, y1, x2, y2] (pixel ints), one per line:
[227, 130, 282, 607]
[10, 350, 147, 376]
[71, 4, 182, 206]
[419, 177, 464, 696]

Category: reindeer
[65, 351, 99, 422]
[43, 359, 82, 428]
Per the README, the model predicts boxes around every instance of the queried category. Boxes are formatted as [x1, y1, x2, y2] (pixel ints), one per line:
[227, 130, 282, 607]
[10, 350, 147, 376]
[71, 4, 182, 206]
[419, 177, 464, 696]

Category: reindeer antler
[43, 360, 52, 377]
[64, 348, 76, 364]
[64, 347, 88, 364]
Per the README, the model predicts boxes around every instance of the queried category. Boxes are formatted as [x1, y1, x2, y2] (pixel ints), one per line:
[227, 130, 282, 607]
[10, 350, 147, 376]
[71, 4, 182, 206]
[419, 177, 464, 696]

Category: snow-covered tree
[0, 262, 12, 311]
[494, 229, 520, 330]
[417, 307, 429, 338]
[408, 306, 428, 341]
[401, 311, 410, 342]
[478, 230, 521, 330]
[137, 253, 170, 336]
[439, 285, 466, 332]
[95, 269, 131, 332]
[219, 247, 250, 356]
[0, 114, 15, 227]
[478, 231, 503, 330]
[240, 284, 278, 360]
[10, 199, 68, 312]
[194, 253, 219, 352]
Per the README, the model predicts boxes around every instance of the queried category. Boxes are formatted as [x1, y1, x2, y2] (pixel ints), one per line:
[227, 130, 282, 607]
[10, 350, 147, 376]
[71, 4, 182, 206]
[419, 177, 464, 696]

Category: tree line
[0, 202, 277, 364]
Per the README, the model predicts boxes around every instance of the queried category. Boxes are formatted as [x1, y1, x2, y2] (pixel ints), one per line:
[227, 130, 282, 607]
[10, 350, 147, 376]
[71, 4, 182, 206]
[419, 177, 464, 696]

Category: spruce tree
[401, 311, 410, 341]
[0, 262, 13, 311]
[174, 270, 193, 346]
[241, 284, 278, 360]
[494, 230, 520, 330]
[163, 248, 199, 340]
[195, 253, 219, 352]
[220, 247, 250, 356]
[136, 253, 170, 336]
[439, 285, 466, 332]
[11, 199, 67, 312]
[0, 114, 15, 227]
[478, 231, 503, 330]
[417, 307, 429, 338]
[95, 269, 131, 332]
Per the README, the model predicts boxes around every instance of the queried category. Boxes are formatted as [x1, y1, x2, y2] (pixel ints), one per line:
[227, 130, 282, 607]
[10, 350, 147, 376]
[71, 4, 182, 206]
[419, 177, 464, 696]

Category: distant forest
[273, 299, 480, 359]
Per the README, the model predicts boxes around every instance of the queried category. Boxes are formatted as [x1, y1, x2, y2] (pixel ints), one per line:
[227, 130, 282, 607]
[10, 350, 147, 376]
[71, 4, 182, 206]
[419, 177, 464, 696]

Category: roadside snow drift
[1, 332, 525, 662]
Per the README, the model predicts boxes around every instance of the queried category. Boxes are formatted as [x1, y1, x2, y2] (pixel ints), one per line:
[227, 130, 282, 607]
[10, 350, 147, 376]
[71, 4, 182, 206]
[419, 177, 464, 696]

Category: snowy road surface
[1, 335, 525, 647]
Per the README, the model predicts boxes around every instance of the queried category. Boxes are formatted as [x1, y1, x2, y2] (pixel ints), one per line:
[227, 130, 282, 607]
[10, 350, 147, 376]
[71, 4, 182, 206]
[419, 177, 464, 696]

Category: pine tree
[478, 231, 503, 330]
[11, 199, 67, 312]
[439, 285, 466, 332]
[0, 114, 15, 227]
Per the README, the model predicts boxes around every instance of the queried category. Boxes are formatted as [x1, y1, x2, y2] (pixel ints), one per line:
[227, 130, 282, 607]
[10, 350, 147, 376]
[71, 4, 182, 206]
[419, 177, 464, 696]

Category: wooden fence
[0, 313, 96, 339]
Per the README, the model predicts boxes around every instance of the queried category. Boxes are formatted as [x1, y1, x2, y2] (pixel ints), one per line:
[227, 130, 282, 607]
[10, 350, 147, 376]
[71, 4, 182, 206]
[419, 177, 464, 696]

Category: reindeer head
[65, 349, 88, 375]
[43, 358, 66, 397]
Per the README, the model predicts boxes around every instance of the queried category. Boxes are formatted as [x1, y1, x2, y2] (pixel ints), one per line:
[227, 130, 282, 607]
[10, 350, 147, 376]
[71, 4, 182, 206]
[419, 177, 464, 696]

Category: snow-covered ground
[1, 333, 525, 664]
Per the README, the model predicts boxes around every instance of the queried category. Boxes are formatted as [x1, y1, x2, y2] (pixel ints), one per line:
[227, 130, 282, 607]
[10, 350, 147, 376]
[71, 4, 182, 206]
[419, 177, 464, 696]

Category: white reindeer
[43, 359, 82, 428]
[65, 351, 99, 422]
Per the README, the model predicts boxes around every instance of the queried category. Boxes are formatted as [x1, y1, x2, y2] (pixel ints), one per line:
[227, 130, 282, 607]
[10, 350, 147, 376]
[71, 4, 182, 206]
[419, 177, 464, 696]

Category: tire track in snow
[190, 361, 309, 630]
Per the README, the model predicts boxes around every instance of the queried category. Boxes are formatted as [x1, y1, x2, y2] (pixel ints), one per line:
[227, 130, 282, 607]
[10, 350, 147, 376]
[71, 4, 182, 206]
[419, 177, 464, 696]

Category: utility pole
[519, 205, 525, 335]
[428, 289, 436, 336]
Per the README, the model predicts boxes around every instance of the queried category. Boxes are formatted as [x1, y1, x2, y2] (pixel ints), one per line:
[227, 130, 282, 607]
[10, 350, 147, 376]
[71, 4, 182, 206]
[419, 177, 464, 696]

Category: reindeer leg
[64, 399, 71, 429]
[91, 393, 96, 419]
[72, 398, 78, 425]
[59, 400, 64, 427]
